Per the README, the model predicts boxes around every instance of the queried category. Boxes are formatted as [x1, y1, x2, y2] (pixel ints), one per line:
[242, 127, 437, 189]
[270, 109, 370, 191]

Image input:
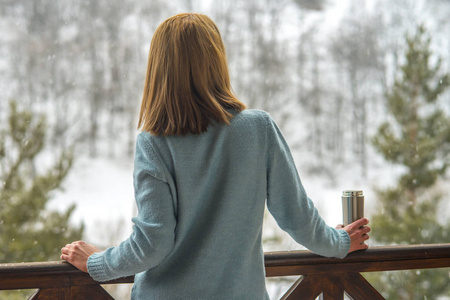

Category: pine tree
[368, 25, 450, 299]
[0, 101, 83, 264]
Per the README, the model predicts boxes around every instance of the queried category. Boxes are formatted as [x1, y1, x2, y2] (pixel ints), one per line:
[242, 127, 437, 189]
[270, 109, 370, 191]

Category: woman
[61, 13, 370, 299]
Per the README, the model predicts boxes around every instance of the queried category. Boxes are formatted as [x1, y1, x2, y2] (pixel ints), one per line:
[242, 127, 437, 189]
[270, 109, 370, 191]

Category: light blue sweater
[87, 109, 350, 299]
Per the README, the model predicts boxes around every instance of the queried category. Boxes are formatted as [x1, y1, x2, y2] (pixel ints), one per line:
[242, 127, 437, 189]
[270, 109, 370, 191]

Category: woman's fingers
[60, 241, 100, 273]
[352, 218, 369, 229]
[344, 218, 371, 253]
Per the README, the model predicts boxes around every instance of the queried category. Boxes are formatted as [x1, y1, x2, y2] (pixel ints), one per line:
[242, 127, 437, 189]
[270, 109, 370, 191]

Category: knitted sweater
[87, 109, 350, 299]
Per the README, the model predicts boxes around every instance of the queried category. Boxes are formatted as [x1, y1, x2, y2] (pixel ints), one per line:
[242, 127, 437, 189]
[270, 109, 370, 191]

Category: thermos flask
[342, 190, 364, 226]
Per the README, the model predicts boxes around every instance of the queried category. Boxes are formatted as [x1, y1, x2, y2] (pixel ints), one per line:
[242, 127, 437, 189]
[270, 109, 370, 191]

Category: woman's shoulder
[233, 109, 273, 125]
[239, 108, 270, 117]
[136, 131, 154, 144]
[136, 131, 166, 152]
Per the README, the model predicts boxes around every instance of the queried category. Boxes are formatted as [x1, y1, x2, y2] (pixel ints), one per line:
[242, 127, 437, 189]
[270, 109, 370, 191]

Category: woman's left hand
[61, 241, 100, 273]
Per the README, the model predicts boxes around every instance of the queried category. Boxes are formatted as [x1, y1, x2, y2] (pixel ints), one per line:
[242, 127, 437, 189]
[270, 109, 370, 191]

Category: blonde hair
[138, 13, 246, 136]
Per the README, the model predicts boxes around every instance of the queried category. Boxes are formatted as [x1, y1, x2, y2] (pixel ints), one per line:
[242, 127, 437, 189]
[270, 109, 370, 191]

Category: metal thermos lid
[342, 190, 363, 197]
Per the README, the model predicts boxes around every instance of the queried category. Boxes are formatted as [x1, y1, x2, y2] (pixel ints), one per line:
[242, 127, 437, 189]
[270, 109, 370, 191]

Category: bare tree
[328, 1, 386, 177]
[241, 0, 293, 127]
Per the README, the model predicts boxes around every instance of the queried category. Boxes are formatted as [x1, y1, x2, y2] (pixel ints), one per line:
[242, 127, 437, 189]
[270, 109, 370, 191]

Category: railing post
[320, 274, 344, 300]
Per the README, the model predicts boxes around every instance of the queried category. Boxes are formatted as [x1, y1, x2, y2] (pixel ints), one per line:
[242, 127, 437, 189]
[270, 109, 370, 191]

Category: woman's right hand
[337, 218, 371, 253]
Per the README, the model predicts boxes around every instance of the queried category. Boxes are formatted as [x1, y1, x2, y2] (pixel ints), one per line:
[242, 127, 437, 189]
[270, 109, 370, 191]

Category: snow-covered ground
[51, 154, 136, 246]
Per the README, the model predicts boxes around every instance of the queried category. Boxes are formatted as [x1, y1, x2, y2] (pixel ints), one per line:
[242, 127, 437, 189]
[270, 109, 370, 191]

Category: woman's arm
[265, 114, 368, 258]
[61, 135, 176, 281]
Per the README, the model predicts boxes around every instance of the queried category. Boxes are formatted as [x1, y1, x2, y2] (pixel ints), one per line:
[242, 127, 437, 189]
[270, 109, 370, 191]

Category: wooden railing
[0, 244, 449, 299]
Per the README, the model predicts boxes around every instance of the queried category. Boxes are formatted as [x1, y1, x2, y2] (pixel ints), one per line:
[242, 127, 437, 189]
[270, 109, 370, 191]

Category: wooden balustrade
[265, 243, 450, 299]
[0, 244, 449, 299]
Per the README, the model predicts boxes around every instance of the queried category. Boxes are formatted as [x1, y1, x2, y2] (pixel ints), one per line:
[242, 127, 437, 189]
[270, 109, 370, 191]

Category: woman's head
[138, 13, 246, 136]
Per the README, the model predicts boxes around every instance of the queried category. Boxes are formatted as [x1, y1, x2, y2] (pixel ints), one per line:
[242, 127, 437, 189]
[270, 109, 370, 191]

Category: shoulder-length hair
[138, 13, 246, 136]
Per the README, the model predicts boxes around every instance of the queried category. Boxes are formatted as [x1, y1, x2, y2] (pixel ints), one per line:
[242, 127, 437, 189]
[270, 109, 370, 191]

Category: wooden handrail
[0, 244, 449, 299]
[265, 243, 450, 276]
[0, 261, 133, 290]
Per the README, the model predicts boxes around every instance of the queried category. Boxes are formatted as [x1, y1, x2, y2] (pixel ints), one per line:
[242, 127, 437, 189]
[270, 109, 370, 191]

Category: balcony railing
[0, 243, 449, 299]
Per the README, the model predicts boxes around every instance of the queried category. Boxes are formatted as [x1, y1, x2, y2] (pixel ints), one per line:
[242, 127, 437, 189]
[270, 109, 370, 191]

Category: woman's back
[132, 109, 270, 299]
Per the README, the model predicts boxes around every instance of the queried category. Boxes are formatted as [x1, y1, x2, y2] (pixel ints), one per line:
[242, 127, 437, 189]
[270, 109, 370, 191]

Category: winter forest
[1, 0, 450, 299]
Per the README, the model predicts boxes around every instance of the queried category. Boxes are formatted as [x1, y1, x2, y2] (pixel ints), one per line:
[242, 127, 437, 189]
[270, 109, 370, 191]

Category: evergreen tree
[368, 25, 450, 299]
[0, 101, 83, 264]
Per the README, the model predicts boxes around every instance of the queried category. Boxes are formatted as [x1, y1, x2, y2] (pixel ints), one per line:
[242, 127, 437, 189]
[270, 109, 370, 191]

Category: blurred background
[1, 0, 449, 299]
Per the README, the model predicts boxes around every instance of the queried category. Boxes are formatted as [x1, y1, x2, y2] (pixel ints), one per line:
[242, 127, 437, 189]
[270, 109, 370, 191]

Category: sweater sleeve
[87, 134, 176, 281]
[265, 115, 350, 259]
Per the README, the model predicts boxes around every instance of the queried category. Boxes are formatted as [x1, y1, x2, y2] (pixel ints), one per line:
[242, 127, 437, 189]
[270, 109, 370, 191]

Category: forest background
[1, 0, 449, 299]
